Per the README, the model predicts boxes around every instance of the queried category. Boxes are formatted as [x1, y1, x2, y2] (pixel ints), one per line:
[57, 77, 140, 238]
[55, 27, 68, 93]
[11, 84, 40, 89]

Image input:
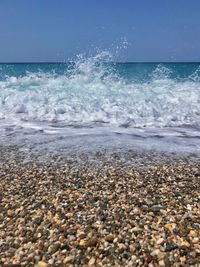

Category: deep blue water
[1, 62, 200, 82]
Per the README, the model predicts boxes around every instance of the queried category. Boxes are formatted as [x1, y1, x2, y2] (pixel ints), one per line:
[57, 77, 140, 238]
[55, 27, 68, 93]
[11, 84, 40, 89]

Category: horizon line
[0, 61, 200, 64]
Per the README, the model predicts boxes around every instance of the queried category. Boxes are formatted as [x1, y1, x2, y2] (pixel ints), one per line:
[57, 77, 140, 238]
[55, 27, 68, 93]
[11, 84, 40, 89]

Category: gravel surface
[0, 149, 199, 266]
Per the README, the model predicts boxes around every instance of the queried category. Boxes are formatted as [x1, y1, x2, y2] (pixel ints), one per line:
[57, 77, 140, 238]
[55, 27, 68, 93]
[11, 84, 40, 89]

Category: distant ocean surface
[0, 53, 200, 156]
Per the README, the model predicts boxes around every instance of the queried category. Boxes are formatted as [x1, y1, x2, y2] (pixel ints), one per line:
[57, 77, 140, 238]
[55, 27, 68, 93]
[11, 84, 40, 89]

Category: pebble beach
[0, 148, 200, 267]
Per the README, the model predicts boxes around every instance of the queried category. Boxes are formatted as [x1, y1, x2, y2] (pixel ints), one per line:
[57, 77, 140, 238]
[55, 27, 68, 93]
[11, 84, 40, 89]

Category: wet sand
[0, 148, 199, 266]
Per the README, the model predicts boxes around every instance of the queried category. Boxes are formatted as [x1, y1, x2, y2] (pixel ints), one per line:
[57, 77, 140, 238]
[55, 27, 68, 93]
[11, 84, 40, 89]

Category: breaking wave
[0, 52, 200, 129]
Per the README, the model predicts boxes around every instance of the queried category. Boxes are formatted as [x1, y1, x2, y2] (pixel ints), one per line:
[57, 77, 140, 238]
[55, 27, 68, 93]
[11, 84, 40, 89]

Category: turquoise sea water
[0, 54, 200, 155]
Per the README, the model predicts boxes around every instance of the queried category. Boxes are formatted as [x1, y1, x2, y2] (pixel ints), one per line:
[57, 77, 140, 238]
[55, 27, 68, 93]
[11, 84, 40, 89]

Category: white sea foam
[0, 52, 200, 130]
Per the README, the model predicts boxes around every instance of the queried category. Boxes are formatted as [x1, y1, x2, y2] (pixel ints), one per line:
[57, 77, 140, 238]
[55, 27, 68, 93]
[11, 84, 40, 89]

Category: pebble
[66, 212, 73, 218]
[63, 256, 75, 264]
[150, 205, 166, 212]
[118, 243, 126, 252]
[165, 223, 176, 232]
[36, 261, 48, 267]
[49, 243, 60, 254]
[164, 243, 178, 252]
[158, 260, 165, 267]
[88, 256, 96, 266]
[189, 230, 197, 237]
[86, 238, 98, 247]
[105, 234, 114, 242]
[156, 237, 164, 245]
[79, 239, 86, 246]
[180, 241, 191, 248]
[151, 249, 161, 257]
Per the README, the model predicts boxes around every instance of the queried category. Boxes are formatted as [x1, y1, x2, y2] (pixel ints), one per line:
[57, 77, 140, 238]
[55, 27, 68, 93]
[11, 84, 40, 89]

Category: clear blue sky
[0, 0, 200, 62]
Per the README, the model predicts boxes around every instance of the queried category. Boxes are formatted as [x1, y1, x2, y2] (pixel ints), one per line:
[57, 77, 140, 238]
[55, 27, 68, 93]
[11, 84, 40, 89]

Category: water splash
[0, 52, 200, 130]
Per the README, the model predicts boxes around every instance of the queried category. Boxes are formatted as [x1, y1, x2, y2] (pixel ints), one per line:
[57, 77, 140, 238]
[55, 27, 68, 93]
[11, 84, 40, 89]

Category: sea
[0, 52, 200, 158]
